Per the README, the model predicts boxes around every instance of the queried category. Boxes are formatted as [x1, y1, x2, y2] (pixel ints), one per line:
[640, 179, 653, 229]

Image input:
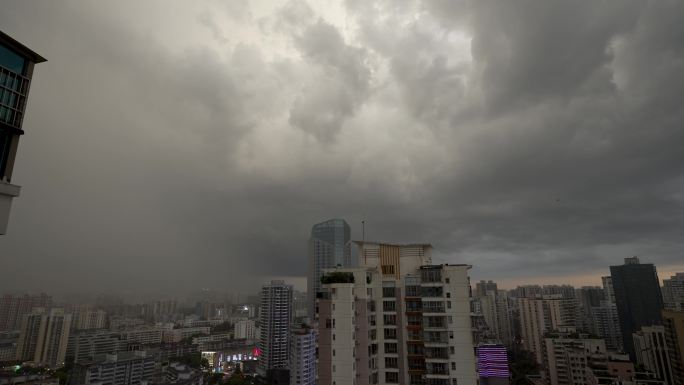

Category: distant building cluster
[0, 207, 684, 385]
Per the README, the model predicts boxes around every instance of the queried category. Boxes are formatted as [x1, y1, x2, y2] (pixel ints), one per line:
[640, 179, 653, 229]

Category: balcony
[421, 302, 445, 314]
[424, 347, 449, 360]
[423, 331, 448, 345]
[423, 316, 447, 330]
[0, 182, 19, 233]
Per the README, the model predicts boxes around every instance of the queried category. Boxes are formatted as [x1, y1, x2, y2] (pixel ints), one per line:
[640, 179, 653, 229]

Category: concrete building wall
[317, 242, 478, 385]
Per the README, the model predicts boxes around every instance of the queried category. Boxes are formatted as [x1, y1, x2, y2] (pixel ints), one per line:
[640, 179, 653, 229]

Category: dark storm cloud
[1, 0, 683, 296]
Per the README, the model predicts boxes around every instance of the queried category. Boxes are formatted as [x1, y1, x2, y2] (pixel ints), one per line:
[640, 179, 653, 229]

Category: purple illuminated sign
[477, 345, 510, 378]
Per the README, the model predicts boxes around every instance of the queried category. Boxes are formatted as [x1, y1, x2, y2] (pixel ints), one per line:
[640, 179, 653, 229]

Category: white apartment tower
[257, 280, 293, 376]
[590, 301, 623, 352]
[517, 296, 578, 364]
[316, 241, 477, 385]
[543, 334, 607, 385]
[72, 309, 107, 330]
[234, 319, 256, 340]
[478, 289, 513, 347]
[290, 324, 316, 385]
[16, 308, 72, 367]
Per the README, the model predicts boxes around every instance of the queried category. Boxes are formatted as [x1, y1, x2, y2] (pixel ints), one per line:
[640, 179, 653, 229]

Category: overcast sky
[1, 0, 683, 298]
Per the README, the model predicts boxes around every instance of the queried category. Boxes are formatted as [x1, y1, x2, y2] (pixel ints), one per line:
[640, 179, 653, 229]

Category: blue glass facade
[307, 218, 352, 320]
[0, 45, 26, 74]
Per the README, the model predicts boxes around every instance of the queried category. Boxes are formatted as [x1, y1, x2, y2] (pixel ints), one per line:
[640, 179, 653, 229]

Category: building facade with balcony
[316, 241, 477, 385]
[0, 31, 46, 234]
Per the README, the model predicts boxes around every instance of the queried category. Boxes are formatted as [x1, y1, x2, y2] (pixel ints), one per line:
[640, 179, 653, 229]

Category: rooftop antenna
[362, 220, 366, 264]
[362, 220, 365, 242]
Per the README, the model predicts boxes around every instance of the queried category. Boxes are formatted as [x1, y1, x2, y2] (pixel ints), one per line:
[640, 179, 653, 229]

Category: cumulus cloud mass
[1, 0, 683, 295]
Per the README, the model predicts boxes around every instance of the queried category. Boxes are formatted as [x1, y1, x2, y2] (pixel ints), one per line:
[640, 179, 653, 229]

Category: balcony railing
[0, 65, 30, 130]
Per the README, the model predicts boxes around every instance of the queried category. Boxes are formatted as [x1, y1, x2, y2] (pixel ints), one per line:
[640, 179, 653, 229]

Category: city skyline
[3, 2, 684, 385]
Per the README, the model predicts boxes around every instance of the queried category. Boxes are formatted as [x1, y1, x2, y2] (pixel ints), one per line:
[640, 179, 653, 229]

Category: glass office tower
[307, 218, 351, 321]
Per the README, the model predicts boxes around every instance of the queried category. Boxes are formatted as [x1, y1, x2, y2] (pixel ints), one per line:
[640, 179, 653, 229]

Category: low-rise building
[162, 328, 210, 344]
[69, 351, 155, 385]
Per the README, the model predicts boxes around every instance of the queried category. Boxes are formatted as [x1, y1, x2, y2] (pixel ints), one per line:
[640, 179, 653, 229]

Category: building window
[384, 343, 398, 354]
[451, 362, 456, 370]
[0, 46, 27, 75]
[383, 314, 397, 325]
[383, 285, 396, 297]
[385, 372, 399, 383]
[446, 292, 451, 298]
[384, 328, 397, 339]
[385, 357, 398, 368]
[383, 301, 396, 312]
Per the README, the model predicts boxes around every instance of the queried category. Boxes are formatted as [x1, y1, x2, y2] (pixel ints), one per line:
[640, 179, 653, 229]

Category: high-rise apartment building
[610, 257, 664, 360]
[72, 309, 107, 331]
[289, 324, 316, 385]
[601, 276, 615, 304]
[0, 31, 46, 234]
[576, 286, 605, 332]
[257, 280, 293, 376]
[662, 310, 684, 385]
[511, 286, 543, 299]
[152, 299, 178, 322]
[478, 289, 513, 347]
[633, 325, 674, 385]
[543, 333, 606, 385]
[662, 273, 684, 311]
[15, 308, 72, 367]
[475, 281, 498, 298]
[316, 241, 477, 385]
[234, 319, 256, 340]
[0, 293, 52, 331]
[590, 301, 622, 352]
[307, 218, 352, 322]
[518, 296, 578, 364]
[542, 285, 576, 299]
